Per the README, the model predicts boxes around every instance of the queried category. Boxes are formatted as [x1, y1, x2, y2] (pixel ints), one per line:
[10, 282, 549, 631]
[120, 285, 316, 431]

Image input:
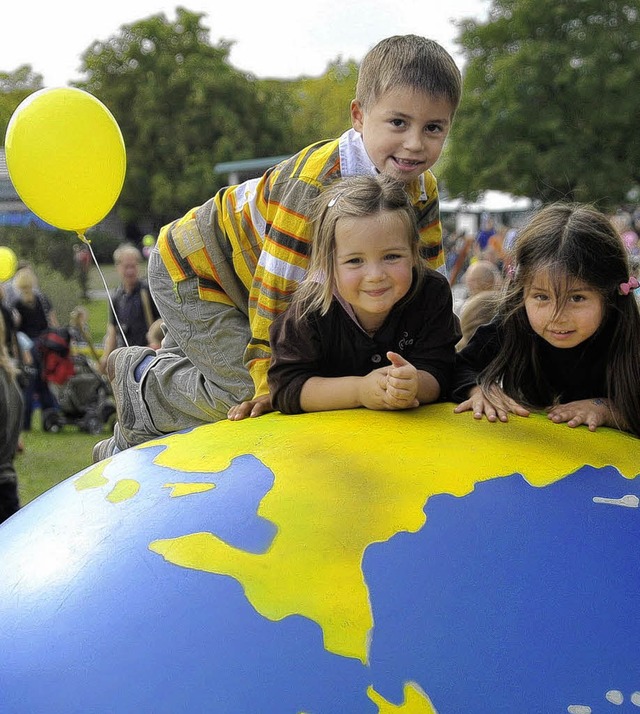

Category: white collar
[338, 128, 428, 201]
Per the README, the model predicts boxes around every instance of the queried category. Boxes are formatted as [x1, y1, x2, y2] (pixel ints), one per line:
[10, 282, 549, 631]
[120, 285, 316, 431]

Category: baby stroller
[37, 327, 116, 435]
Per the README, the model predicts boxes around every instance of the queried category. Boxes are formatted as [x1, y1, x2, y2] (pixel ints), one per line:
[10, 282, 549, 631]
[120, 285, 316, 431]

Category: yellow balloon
[0, 247, 18, 282]
[4, 87, 126, 234]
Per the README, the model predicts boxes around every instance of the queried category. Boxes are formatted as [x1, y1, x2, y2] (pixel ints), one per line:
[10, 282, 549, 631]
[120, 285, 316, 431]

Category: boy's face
[351, 87, 453, 185]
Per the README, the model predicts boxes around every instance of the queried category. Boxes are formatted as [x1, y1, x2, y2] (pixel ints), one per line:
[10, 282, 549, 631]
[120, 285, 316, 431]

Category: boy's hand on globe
[228, 395, 273, 421]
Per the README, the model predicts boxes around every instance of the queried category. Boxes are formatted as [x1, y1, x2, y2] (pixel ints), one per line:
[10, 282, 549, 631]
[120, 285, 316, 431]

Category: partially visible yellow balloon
[4, 87, 126, 234]
[0, 247, 18, 282]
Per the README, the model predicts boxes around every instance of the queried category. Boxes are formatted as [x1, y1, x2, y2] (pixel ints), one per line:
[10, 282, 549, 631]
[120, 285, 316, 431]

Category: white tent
[441, 190, 535, 214]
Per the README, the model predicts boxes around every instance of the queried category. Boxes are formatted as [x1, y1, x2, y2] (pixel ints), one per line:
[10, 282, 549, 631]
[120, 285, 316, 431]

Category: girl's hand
[546, 398, 612, 432]
[227, 394, 273, 421]
[383, 352, 419, 409]
[454, 385, 530, 422]
[357, 368, 394, 410]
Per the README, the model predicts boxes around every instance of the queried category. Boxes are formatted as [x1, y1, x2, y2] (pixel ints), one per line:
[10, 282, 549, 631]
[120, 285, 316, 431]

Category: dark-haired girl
[452, 203, 640, 437]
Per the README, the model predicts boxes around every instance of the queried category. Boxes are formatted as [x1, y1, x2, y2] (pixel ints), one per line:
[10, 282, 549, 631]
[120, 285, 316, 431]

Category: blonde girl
[229, 174, 460, 417]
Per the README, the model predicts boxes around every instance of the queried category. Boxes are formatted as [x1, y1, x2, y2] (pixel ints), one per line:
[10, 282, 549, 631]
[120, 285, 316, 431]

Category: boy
[93, 34, 462, 461]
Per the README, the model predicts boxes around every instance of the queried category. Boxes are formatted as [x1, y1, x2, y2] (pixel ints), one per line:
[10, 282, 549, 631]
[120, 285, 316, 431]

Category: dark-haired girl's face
[524, 269, 605, 349]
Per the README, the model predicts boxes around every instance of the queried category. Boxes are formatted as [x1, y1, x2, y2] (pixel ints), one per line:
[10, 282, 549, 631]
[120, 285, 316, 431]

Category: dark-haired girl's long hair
[479, 202, 640, 436]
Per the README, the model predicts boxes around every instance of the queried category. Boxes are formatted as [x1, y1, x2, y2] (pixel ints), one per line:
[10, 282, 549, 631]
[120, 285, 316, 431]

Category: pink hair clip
[619, 276, 640, 295]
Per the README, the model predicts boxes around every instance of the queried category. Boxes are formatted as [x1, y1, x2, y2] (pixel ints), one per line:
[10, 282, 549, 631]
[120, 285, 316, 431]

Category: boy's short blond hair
[356, 34, 462, 114]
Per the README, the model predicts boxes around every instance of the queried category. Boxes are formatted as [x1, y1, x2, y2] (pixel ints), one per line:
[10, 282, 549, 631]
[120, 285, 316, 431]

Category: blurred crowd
[0, 243, 160, 524]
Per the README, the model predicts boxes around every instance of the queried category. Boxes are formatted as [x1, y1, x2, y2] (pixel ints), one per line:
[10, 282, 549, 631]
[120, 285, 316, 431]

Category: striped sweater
[157, 129, 443, 396]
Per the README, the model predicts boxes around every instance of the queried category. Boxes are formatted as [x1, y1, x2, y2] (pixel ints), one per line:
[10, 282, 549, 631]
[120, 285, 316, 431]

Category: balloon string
[77, 232, 130, 349]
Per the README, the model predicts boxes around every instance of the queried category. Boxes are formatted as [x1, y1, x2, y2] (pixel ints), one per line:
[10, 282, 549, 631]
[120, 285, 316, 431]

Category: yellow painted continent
[368, 682, 438, 712]
[145, 404, 639, 663]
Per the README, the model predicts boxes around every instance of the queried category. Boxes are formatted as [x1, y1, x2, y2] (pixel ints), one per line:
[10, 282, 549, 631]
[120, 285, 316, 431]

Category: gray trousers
[114, 248, 254, 448]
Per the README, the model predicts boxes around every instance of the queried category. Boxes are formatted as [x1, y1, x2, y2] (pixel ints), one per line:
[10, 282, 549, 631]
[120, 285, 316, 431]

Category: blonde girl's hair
[356, 34, 462, 114]
[479, 202, 640, 436]
[291, 174, 424, 322]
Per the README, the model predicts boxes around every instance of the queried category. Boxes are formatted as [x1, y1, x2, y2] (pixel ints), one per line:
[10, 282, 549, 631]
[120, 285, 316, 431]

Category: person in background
[456, 290, 501, 351]
[0, 310, 23, 523]
[464, 259, 502, 298]
[0, 285, 21, 366]
[475, 216, 496, 254]
[12, 267, 58, 431]
[0, 284, 27, 453]
[146, 319, 164, 351]
[73, 244, 91, 300]
[453, 258, 502, 317]
[99, 243, 159, 372]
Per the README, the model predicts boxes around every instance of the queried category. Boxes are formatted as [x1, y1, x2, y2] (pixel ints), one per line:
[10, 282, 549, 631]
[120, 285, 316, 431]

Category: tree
[77, 9, 295, 232]
[0, 65, 43, 144]
[287, 58, 358, 149]
[444, 0, 640, 207]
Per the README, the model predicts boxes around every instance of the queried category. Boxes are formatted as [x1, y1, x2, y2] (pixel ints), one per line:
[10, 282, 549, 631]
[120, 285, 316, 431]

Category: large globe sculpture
[0, 404, 639, 713]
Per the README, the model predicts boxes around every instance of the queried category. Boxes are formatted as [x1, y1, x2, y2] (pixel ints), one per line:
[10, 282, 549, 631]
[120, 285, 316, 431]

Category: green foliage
[76, 8, 296, 229]
[286, 59, 358, 149]
[0, 226, 75, 277]
[1, 11, 362, 240]
[444, 0, 640, 207]
[0, 228, 84, 322]
[82, 228, 123, 264]
[0, 65, 43, 143]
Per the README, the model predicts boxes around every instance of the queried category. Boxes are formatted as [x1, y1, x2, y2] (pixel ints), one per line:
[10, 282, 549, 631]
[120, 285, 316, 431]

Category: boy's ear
[350, 100, 364, 133]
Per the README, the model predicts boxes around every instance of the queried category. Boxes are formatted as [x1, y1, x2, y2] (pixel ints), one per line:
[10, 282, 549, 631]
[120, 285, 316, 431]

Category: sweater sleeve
[267, 307, 324, 415]
[402, 273, 461, 396]
[449, 321, 501, 402]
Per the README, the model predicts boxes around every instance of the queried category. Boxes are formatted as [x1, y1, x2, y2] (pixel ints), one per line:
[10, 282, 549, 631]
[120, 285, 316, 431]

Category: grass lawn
[17, 409, 103, 506]
[14, 260, 153, 508]
[17, 272, 113, 507]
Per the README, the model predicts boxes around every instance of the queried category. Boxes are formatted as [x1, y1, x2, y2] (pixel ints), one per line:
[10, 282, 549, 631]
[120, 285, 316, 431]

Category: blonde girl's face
[524, 269, 605, 349]
[334, 211, 414, 333]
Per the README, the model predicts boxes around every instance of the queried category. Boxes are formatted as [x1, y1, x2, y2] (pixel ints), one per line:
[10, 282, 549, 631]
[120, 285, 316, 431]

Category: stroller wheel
[42, 409, 64, 433]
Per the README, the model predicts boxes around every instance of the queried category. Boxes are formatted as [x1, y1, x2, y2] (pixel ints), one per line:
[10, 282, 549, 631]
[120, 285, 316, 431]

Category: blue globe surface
[0, 405, 638, 713]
